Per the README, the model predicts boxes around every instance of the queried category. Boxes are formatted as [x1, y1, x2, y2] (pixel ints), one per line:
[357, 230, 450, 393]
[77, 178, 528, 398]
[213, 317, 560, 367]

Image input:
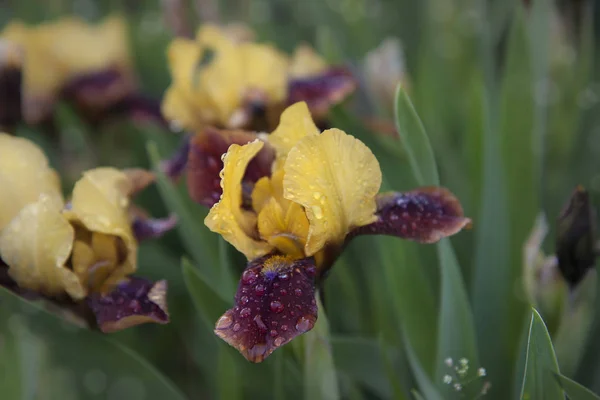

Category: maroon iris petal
[132, 214, 178, 241]
[160, 135, 192, 180]
[108, 93, 167, 127]
[61, 68, 135, 116]
[287, 67, 356, 119]
[350, 187, 471, 243]
[87, 277, 169, 333]
[0, 43, 23, 131]
[214, 255, 318, 363]
[186, 127, 274, 207]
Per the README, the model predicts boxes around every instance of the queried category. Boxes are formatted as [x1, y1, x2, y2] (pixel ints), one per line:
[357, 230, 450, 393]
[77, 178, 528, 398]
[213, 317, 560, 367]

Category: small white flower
[445, 358, 453, 367]
[478, 367, 487, 377]
[459, 358, 468, 366]
[453, 383, 462, 392]
[443, 375, 452, 384]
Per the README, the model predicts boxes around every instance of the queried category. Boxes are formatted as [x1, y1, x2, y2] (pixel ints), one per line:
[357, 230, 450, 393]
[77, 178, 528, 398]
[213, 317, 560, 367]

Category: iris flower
[0, 16, 163, 130]
[0, 134, 176, 332]
[162, 24, 355, 133]
[183, 102, 471, 362]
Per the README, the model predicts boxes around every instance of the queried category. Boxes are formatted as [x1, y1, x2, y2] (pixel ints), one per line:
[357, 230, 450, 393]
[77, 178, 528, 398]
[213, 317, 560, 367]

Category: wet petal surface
[350, 187, 471, 243]
[214, 255, 317, 362]
[87, 277, 169, 333]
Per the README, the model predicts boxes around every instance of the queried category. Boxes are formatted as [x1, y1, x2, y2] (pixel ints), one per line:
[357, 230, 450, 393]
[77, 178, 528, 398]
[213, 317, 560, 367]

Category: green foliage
[2, 0, 600, 399]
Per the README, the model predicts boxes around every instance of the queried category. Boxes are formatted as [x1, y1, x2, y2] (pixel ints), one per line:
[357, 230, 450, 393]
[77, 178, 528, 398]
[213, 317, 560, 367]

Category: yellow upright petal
[289, 44, 328, 78]
[66, 168, 137, 279]
[283, 128, 382, 255]
[0, 134, 64, 230]
[268, 102, 320, 167]
[205, 140, 273, 260]
[48, 15, 131, 76]
[257, 198, 309, 259]
[241, 42, 289, 103]
[0, 194, 85, 300]
[251, 169, 285, 214]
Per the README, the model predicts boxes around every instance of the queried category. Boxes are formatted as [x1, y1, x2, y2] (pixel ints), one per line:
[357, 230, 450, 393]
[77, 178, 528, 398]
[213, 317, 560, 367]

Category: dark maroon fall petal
[214, 255, 318, 363]
[87, 277, 169, 333]
[186, 127, 274, 208]
[132, 213, 178, 241]
[108, 93, 168, 127]
[287, 67, 356, 119]
[350, 187, 472, 243]
[0, 41, 23, 131]
[61, 68, 136, 117]
[160, 135, 192, 180]
[556, 185, 597, 288]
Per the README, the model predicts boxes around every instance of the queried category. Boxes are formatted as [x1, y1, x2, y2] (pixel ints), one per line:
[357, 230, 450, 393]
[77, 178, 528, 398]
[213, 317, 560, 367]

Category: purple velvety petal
[350, 187, 471, 243]
[160, 135, 192, 180]
[186, 127, 274, 207]
[287, 67, 356, 119]
[214, 255, 318, 363]
[0, 61, 22, 130]
[108, 93, 168, 127]
[87, 277, 169, 333]
[62, 68, 135, 114]
[132, 214, 178, 241]
[556, 185, 597, 287]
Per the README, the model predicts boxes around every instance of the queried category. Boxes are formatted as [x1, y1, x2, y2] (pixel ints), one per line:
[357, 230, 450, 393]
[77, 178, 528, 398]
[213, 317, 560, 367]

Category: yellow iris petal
[289, 44, 328, 78]
[0, 194, 86, 300]
[257, 198, 309, 259]
[240, 42, 289, 103]
[268, 102, 320, 168]
[283, 128, 382, 256]
[251, 169, 285, 214]
[48, 15, 131, 76]
[65, 168, 137, 285]
[205, 140, 273, 260]
[0, 133, 64, 230]
[1, 22, 65, 99]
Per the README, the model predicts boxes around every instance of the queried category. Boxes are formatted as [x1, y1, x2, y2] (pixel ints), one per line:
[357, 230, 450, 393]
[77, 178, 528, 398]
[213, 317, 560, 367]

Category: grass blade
[520, 308, 564, 400]
[554, 373, 600, 400]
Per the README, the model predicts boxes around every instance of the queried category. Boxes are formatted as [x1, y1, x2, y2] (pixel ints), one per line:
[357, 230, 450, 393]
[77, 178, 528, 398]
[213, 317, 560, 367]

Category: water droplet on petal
[295, 317, 312, 333]
[233, 323, 241, 332]
[240, 296, 249, 305]
[216, 315, 232, 329]
[311, 206, 324, 220]
[270, 301, 284, 313]
[270, 329, 278, 337]
[242, 270, 257, 285]
[313, 192, 322, 200]
[240, 307, 252, 318]
[274, 337, 284, 347]
[294, 288, 303, 297]
[255, 284, 266, 296]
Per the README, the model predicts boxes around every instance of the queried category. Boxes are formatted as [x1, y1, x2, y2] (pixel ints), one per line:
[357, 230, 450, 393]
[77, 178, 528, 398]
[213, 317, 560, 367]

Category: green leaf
[555, 373, 600, 400]
[331, 336, 397, 399]
[403, 332, 444, 400]
[217, 346, 242, 400]
[147, 141, 226, 299]
[435, 239, 478, 396]
[520, 308, 564, 400]
[394, 85, 439, 187]
[182, 257, 230, 326]
[303, 296, 339, 400]
[0, 287, 187, 400]
[394, 86, 478, 391]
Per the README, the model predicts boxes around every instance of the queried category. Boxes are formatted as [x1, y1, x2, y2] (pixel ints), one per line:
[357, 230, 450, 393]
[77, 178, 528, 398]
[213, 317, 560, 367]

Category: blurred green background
[1, 0, 600, 399]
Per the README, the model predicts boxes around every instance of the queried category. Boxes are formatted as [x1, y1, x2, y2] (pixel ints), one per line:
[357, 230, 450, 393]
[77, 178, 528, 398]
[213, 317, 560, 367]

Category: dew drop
[305, 266, 317, 277]
[240, 296, 249, 305]
[270, 329, 278, 337]
[313, 192, 322, 200]
[278, 273, 289, 281]
[240, 307, 252, 318]
[274, 337, 285, 347]
[255, 284, 266, 296]
[295, 317, 312, 333]
[295, 288, 303, 297]
[242, 270, 257, 285]
[270, 301, 284, 313]
[311, 205, 324, 219]
[280, 289, 287, 295]
[216, 315, 233, 330]
[281, 324, 288, 331]
[233, 323, 241, 332]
